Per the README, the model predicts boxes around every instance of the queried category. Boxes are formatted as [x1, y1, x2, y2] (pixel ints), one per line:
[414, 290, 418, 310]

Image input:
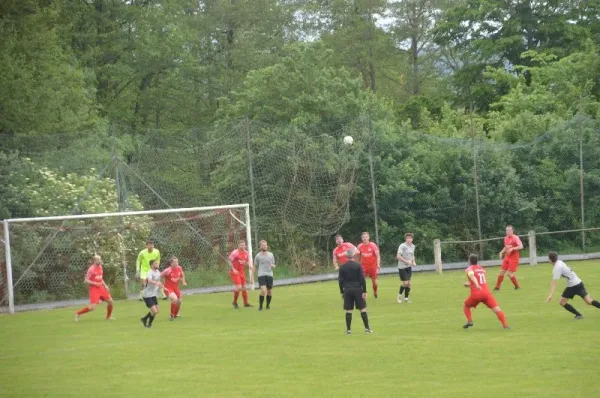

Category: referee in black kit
[338, 248, 373, 335]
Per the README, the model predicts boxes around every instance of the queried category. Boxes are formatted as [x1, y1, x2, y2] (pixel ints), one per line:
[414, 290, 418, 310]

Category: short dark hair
[146, 239, 154, 244]
[405, 232, 413, 238]
[469, 254, 478, 265]
[361, 231, 369, 236]
[548, 251, 558, 262]
[150, 259, 158, 266]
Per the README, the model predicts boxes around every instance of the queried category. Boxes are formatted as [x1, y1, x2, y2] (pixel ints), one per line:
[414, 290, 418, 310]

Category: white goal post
[1, 204, 252, 314]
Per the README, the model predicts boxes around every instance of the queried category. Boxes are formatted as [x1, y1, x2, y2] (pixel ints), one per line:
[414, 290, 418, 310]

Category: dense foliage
[2, 0, 600, 274]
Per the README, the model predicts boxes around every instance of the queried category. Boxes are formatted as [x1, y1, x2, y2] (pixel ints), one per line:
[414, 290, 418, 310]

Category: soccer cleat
[493, 287, 500, 291]
[233, 303, 239, 309]
[141, 317, 147, 327]
[365, 328, 373, 334]
[169, 315, 174, 321]
[74, 313, 79, 322]
[397, 294, 403, 303]
[346, 330, 352, 335]
[575, 315, 584, 320]
[258, 307, 263, 311]
[514, 287, 520, 291]
[503, 326, 510, 330]
[176, 315, 182, 319]
[374, 293, 378, 299]
[146, 323, 152, 328]
[244, 303, 253, 308]
[106, 317, 116, 321]
[163, 296, 168, 300]
[463, 322, 474, 329]
[404, 298, 411, 303]
[266, 306, 270, 310]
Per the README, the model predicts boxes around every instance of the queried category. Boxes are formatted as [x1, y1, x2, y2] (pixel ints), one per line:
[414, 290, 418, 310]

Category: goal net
[124, 120, 363, 270]
[1, 205, 250, 313]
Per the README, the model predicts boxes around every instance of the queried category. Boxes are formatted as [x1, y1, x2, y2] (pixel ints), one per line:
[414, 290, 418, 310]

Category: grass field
[1, 261, 600, 398]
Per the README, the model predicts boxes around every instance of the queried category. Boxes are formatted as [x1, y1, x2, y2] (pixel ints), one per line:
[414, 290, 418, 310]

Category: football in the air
[343, 135, 354, 145]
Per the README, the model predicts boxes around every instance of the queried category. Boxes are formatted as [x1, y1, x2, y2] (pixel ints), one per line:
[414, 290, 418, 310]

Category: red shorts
[501, 258, 519, 272]
[164, 287, 180, 299]
[230, 272, 246, 286]
[89, 288, 111, 305]
[362, 266, 378, 279]
[464, 291, 498, 309]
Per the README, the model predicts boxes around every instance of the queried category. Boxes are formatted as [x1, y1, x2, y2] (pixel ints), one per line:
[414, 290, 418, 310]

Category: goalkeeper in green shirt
[136, 239, 162, 300]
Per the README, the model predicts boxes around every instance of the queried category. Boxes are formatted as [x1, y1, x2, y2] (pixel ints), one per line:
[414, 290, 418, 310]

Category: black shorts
[258, 276, 274, 289]
[398, 267, 412, 281]
[343, 288, 366, 311]
[562, 283, 588, 299]
[143, 296, 158, 308]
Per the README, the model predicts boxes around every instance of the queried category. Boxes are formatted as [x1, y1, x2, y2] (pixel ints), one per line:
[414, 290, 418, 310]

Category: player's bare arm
[333, 255, 339, 270]
[84, 277, 102, 288]
[376, 250, 381, 270]
[397, 254, 411, 265]
[467, 271, 481, 290]
[229, 260, 239, 274]
[135, 253, 142, 279]
[498, 247, 506, 259]
[181, 270, 188, 286]
[507, 243, 524, 254]
[546, 280, 557, 302]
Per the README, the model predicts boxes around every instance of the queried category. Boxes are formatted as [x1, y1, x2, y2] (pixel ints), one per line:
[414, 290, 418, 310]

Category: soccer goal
[0, 204, 252, 314]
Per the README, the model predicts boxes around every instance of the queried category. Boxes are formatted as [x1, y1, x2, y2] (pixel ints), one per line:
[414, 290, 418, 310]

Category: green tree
[0, 1, 98, 137]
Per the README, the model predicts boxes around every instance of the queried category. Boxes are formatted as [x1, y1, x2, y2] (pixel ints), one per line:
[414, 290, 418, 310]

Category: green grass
[1, 261, 600, 397]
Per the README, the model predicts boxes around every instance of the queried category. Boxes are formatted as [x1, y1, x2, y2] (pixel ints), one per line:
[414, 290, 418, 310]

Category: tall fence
[1, 114, 599, 297]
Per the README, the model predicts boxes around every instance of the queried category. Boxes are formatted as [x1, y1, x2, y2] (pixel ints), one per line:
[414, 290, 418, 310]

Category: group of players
[73, 225, 600, 332]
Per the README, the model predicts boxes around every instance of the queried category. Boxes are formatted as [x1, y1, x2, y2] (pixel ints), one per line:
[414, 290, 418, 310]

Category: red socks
[373, 281, 378, 296]
[76, 307, 90, 315]
[106, 304, 113, 319]
[463, 306, 472, 322]
[233, 291, 239, 304]
[510, 276, 520, 288]
[175, 303, 181, 317]
[495, 275, 504, 289]
[496, 310, 508, 327]
[242, 291, 249, 305]
[171, 302, 177, 316]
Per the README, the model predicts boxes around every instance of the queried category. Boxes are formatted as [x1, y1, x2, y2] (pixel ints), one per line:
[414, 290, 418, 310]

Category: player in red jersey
[463, 254, 509, 330]
[357, 232, 381, 298]
[74, 255, 114, 322]
[229, 240, 255, 309]
[494, 225, 524, 291]
[332, 234, 357, 270]
[161, 256, 187, 320]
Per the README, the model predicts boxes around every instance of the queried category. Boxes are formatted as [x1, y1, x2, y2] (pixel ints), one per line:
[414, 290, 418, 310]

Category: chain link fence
[1, 115, 599, 310]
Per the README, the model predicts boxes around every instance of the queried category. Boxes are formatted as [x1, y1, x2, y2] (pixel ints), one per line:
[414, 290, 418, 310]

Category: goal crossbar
[4, 204, 249, 224]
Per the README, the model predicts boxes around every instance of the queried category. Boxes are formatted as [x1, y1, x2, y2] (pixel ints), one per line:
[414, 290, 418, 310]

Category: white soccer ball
[343, 135, 354, 145]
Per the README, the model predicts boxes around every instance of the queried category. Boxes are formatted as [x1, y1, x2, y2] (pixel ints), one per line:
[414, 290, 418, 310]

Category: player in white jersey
[141, 259, 164, 328]
[546, 252, 600, 319]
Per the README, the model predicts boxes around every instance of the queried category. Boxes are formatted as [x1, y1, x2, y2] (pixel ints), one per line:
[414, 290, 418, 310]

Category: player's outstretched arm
[546, 280, 557, 302]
